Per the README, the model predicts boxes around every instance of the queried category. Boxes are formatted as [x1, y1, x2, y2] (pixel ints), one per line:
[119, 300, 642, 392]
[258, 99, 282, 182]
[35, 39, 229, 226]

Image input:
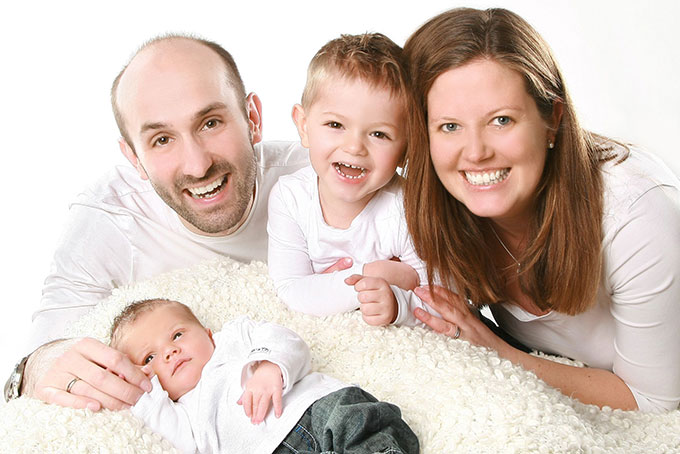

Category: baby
[267, 33, 436, 326]
[110, 299, 419, 454]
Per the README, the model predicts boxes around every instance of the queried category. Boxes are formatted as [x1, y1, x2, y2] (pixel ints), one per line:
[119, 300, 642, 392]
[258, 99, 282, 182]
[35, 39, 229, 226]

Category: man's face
[116, 40, 261, 236]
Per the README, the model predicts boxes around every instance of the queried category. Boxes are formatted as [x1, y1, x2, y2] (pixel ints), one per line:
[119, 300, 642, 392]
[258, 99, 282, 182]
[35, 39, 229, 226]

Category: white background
[2, 0, 679, 388]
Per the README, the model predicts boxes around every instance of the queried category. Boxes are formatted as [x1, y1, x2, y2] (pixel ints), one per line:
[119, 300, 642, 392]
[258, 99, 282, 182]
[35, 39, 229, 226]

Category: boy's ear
[119, 138, 149, 180]
[246, 92, 263, 145]
[291, 104, 310, 148]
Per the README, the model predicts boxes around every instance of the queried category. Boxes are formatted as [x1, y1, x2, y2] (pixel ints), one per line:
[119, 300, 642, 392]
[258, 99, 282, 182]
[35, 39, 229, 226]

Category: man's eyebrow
[139, 103, 229, 135]
[193, 102, 228, 121]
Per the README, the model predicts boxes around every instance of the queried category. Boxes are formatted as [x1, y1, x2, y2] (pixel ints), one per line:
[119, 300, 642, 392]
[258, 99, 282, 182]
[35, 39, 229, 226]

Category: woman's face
[427, 59, 556, 228]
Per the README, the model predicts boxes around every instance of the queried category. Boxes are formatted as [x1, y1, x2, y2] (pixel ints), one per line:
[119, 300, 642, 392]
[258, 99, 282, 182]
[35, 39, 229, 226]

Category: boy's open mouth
[334, 162, 366, 179]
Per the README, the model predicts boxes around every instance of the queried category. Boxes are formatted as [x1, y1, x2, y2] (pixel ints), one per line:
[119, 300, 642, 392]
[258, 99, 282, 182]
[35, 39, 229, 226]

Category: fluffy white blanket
[1, 258, 679, 453]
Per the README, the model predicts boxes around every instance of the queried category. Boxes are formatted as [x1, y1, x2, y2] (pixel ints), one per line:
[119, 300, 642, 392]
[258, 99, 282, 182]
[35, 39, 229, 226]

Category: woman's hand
[413, 285, 507, 353]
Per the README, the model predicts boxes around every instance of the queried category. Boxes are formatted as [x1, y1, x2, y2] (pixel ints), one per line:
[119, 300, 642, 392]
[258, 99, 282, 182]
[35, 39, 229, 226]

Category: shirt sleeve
[29, 203, 133, 351]
[605, 184, 680, 412]
[267, 181, 362, 316]
[237, 317, 311, 396]
[132, 376, 197, 453]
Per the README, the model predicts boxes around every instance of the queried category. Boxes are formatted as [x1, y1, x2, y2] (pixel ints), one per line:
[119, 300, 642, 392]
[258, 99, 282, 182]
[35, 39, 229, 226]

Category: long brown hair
[404, 7, 615, 315]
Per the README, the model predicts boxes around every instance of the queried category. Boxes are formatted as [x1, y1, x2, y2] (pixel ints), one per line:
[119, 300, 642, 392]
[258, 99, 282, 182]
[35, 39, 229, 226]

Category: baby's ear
[207, 328, 215, 346]
[291, 104, 310, 148]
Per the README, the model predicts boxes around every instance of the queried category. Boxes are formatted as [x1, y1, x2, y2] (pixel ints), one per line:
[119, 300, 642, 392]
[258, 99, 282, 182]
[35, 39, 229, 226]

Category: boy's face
[293, 76, 406, 220]
[118, 304, 215, 400]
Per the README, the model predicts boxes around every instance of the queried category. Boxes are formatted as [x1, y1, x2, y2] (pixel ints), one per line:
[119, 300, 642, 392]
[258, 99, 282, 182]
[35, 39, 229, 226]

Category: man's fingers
[322, 257, 353, 274]
[76, 339, 152, 392]
[40, 386, 102, 411]
[66, 352, 144, 406]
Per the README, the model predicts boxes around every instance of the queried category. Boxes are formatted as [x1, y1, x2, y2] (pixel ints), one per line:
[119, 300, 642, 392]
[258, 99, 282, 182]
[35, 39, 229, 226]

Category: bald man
[10, 36, 351, 410]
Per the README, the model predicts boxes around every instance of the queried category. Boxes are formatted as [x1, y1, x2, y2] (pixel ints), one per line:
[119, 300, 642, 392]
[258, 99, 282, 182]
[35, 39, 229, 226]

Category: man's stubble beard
[150, 153, 257, 235]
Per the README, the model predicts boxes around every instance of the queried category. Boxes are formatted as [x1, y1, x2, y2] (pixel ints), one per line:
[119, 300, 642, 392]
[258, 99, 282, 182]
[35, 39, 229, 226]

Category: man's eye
[441, 123, 459, 132]
[144, 354, 155, 365]
[203, 119, 220, 130]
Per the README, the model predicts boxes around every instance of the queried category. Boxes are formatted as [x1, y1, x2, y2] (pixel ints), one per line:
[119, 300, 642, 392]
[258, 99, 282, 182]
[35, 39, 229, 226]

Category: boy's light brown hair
[109, 299, 202, 349]
[301, 33, 409, 109]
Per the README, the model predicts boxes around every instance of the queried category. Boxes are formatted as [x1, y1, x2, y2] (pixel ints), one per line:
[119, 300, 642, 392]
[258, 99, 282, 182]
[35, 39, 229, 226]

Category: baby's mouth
[334, 162, 366, 180]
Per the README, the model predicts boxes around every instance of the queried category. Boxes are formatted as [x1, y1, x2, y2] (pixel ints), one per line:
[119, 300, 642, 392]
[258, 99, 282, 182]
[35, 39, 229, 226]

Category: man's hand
[238, 361, 284, 424]
[24, 338, 152, 411]
[345, 275, 398, 326]
[363, 259, 419, 290]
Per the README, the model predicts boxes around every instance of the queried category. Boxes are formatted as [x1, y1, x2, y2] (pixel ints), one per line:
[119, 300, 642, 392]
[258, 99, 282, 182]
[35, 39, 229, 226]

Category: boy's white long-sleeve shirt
[267, 166, 436, 325]
[131, 317, 346, 454]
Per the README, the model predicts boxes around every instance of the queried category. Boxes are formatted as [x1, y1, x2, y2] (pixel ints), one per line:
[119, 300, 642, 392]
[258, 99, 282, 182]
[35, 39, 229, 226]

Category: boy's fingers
[344, 274, 363, 286]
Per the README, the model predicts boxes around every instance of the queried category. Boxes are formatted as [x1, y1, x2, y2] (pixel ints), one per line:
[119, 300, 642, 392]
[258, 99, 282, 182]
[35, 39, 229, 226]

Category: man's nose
[181, 136, 213, 178]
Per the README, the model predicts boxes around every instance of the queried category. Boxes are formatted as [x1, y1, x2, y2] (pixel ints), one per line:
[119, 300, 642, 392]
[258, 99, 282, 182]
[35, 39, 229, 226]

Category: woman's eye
[493, 116, 512, 126]
[441, 123, 459, 132]
[144, 354, 155, 365]
[173, 332, 183, 340]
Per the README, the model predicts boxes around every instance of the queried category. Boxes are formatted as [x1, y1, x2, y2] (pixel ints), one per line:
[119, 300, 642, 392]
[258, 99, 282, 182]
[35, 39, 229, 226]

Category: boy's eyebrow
[139, 102, 229, 135]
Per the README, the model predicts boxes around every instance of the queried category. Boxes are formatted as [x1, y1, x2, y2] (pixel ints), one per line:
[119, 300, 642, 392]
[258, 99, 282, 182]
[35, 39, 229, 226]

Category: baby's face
[295, 75, 406, 216]
[119, 304, 215, 400]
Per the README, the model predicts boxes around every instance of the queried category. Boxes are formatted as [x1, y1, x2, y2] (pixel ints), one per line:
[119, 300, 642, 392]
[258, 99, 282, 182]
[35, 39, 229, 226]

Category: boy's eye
[493, 116, 512, 126]
[153, 136, 171, 146]
[144, 354, 155, 365]
[326, 121, 342, 129]
[441, 123, 459, 132]
[370, 131, 389, 139]
[173, 332, 183, 340]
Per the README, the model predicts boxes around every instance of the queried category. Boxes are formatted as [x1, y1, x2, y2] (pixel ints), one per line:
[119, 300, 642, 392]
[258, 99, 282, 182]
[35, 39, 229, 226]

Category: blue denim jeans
[273, 387, 419, 454]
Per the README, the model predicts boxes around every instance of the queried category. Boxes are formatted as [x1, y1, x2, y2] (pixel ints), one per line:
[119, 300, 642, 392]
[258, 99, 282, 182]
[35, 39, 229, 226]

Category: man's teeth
[464, 169, 509, 186]
[188, 176, 226, 198]
[334, 162, 366, 179]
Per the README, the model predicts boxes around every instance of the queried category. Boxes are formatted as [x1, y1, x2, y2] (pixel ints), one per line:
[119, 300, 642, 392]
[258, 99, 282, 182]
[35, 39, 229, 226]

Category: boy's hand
[345, 275, 398, 326]
[363, 259, 419, 290]
[237, 361, 283, 424]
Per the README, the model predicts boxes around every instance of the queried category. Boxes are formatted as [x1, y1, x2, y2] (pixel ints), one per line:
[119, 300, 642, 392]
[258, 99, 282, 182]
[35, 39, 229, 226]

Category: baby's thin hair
[301, 32, 408, 108]
[109, 299, 201, 349]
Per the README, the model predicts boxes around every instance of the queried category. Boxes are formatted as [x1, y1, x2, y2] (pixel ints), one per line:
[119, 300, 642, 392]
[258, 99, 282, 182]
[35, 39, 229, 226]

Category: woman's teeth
[188, 176, 226, 198]
[464, 169, 509, 186]
[334, 162, 366, 179]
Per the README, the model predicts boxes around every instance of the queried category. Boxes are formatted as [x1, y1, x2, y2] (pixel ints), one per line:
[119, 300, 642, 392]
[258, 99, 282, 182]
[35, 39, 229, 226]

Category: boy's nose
[342, 134, 367, 156]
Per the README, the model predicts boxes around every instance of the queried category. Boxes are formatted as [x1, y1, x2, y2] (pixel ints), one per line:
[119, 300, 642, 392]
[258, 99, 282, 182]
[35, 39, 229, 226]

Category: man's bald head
[111, 35, 247, 150]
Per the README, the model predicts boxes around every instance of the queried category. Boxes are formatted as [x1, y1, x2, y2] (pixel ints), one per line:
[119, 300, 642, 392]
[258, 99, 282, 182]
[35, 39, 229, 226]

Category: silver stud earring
[548, 141, 555, 149]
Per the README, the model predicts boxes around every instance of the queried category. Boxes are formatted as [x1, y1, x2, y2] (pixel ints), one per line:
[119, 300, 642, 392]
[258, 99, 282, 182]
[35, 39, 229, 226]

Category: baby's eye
[173, 332, 183, 340]
[492, 116, 512, 127]
[369, 131, 389, 140]
[326, 121, 342, 129]
[441, 123, 459, 132]
[144, 354, 155, 365]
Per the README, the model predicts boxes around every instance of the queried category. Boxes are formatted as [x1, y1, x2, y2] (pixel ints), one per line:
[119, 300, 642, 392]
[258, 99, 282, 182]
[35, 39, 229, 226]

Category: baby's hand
[345, 275, 398, 326]
[238, 360, 283, 424]
[363, 259, 419, 291]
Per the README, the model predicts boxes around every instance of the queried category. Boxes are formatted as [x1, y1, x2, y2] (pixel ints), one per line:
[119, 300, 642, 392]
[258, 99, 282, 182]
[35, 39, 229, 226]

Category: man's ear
[246, 92, 263, 145]
[119, 138, 149, 180]
[291, 104, 310, 148]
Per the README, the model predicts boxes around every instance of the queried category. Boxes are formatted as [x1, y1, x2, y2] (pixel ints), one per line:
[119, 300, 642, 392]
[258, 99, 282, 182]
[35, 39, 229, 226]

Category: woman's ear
[549, 100, 564, 142]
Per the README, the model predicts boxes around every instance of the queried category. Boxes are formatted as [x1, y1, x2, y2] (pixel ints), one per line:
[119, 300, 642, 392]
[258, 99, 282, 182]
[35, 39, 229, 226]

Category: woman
[403, 7, 680, 412]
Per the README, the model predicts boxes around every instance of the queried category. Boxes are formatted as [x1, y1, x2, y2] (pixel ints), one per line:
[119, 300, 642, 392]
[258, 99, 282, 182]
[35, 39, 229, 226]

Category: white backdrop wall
[2, 0, 679, 385]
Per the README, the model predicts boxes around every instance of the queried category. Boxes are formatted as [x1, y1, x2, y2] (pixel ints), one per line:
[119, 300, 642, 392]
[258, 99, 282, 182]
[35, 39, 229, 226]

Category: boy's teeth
[188, 176, 226, 198]
[334, 162, 366, 179]
[464, 169, 509, 186]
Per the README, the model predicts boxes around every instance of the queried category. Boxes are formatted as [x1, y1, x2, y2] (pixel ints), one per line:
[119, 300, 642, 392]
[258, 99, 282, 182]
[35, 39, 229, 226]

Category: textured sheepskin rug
[1, 258, 679, 453]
